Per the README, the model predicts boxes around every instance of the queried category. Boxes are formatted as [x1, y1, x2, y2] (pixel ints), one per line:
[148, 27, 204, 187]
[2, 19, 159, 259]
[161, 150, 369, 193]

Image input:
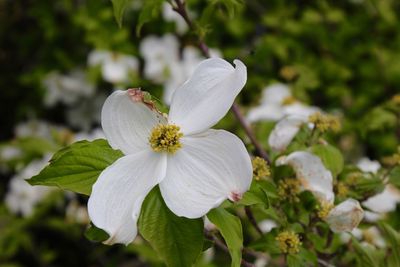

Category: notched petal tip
[228, 191, 243, 202]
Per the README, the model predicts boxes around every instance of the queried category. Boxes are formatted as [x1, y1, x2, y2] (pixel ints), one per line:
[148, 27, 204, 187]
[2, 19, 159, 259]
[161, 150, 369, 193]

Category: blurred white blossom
[5, 155, 52, 217]
[140, 34, 220, 105]
[357, 157, 381, 174]
[88, 50, 139, 84]
[43, 70, 95, 107]
[247, 83, 319, 123]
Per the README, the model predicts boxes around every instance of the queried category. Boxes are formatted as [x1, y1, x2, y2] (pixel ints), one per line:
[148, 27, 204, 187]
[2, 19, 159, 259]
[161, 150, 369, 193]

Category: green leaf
[111, 0, 131, 27]
[352, 237, 384, 267]
[29, 139, 123, 195]
[85, 224, 109, 242]
[136, 0, 164, 35]
[207, 207, 243, 267]
[389, 166, 400, 189]
[311, 144, 344, 177]
[237, 181, 269, 208]
[138, 187, 204, 267]
[379, 222, 400, 267]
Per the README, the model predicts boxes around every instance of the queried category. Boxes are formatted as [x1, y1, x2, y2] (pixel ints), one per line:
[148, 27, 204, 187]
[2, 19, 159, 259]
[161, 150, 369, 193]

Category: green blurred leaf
[84, 224, 109, 242]
[389, 166, 400, 189]
[138, 187, 204, 267]
[110, 0, 131, 27]
[29, 139, 123, 195]
[311, 144, 344, 177]
[207, 207, 243, 267]
[352, 237, 384, 267]
[136, 0, 164, 35]
[237, 181, 269, 208]
[379, 222, 400, 267]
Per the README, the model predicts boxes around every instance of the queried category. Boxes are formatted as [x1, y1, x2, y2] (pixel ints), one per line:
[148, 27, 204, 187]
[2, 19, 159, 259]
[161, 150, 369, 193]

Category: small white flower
[88, 58, 252, 245]
[43, 70, 95, 107]
[258, 219, 277, 233]
[325, 198, 364, 233]
[340, 228, 363, 243]
[140, 34, 180, 83]
[276, 151, 334, 203]
[362, 185, 400, 213]
[277, 151, 364, 232]
[362, 226, 386, 248]
[247, 83, 319, 123]
[66, 93, 107, 131]
[88, 50, 138, 84]
[356, 157, 381, 174]
[5, 155, 52, 217]
[268, 115, 308, 152]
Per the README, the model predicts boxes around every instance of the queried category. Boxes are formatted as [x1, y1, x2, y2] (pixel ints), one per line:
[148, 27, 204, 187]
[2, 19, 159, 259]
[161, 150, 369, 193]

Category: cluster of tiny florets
[336, 181, 349, 198]
[276, 231, 302, 254]
[281, 96, 298, 105]
[252, 157, 270, 180]
[308, 112, 341, 133]
[391, 94, 400, 105]
[382, 147, 400, 167]
[149, 124, 183, 153]
[278, 178, 301, 203]
[317, 201, 334, 220]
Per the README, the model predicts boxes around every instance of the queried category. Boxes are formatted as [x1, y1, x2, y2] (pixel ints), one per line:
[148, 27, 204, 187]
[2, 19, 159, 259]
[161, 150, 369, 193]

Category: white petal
[268, 116, 307, 152]
[356, 157, 381, 174]
[101, 90, 166, 155]
[276, 151, 334, 203]
[258, 219, 278, 233]
[362, 185, 400, 213]
[363, 211, 382, 222]
[246, 104, 285, 123]
[159, 129, 252, 218]
[88, 50, 109, 66]
[261, 83, 291, 105]
[88, 150, 167, 245]
[169, 58, 247, 135]
[326, 199, 364, 233]
[283, 103, 320, 118]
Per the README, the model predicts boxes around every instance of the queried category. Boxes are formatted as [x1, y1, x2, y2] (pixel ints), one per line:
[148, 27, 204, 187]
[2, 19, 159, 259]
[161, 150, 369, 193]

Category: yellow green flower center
[308, 112, 341, 133]
[149, 124, 183, 154]
[278, 178, 301, 203]
[317, 201, 334, 220]
[252, 157, 270, 180]
[282, 96, 298, 106]
[276, 231, 302, 254]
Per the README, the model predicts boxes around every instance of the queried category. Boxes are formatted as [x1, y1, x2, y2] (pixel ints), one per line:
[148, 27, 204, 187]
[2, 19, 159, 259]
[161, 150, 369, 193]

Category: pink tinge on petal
[127, 88, 144, 102]
[127, 88, 156, 111]
[229, 191, 243, 202]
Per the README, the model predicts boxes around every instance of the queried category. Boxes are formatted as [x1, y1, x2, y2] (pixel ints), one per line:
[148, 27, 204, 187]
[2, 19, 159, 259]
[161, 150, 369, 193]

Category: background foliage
[1, 0, 400, 266]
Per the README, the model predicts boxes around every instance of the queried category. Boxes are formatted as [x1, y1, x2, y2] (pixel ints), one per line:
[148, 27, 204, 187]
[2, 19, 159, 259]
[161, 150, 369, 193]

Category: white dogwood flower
[325, 198, 364, 233]
[357, 157, 381, 174]
[5, 155, 52, 217]
[277, 151, 364, 232]
[268, 115, 309, 152]
[276, 151, 334, 203]
[247, 83, 319, 123]
[88, 58, 252, 245]
[43, 70, 95, 107]
[88, 50, 139, 84]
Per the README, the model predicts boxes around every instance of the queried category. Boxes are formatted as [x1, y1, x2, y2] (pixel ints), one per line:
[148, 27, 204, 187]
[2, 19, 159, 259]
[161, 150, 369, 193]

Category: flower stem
[172, 0, 271, 164]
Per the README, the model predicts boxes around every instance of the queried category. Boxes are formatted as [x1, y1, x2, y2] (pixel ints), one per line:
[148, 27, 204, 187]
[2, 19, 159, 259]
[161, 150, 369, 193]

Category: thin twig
[205, 231, 256, 267]
[172, 0, 271, 164]
[244, 206, 263, 235]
